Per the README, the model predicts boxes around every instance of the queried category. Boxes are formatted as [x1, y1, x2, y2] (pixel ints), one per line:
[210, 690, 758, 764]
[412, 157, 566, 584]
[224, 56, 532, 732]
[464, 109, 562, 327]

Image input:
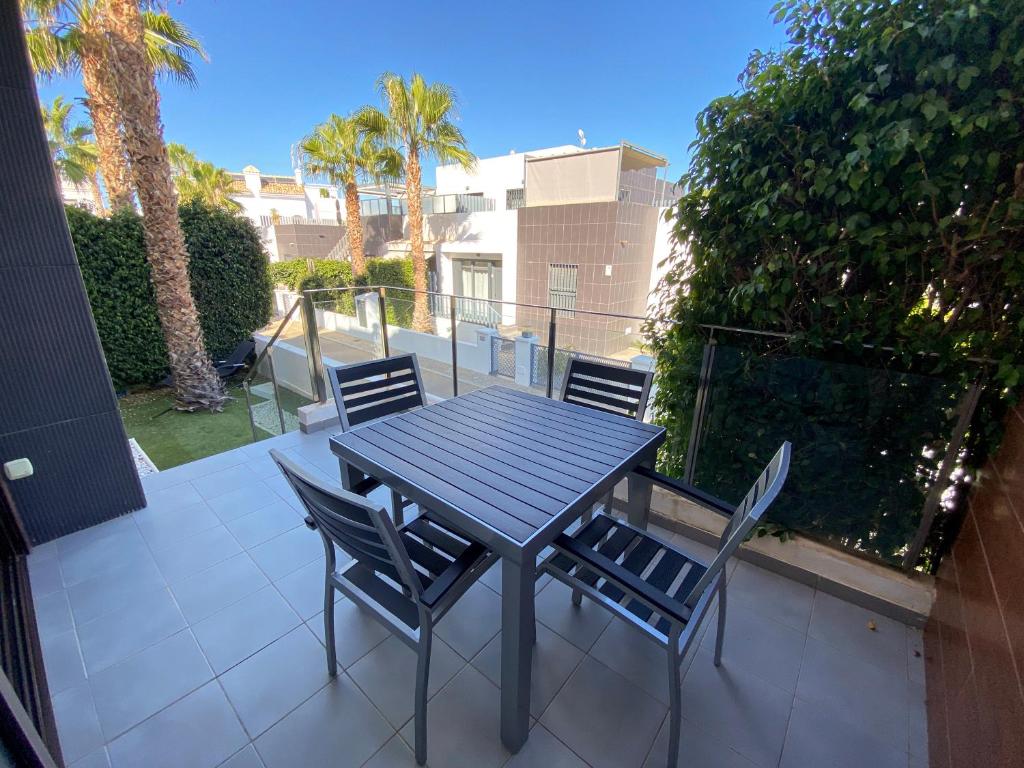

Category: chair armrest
[632, 466, 734, 518]
[418, 542, 489, 608]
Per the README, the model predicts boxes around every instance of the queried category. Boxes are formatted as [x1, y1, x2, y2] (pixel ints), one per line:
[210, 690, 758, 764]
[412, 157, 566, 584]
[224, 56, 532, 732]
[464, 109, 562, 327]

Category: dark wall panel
[0, 0, 145, 543]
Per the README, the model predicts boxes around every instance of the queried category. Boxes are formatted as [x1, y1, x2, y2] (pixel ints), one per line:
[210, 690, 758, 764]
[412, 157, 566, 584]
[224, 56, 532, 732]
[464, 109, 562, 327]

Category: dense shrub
[268, 256, 416, 322]
[69, 202, 272, 388]
[179, 201, 273, 360]
[365, 257, 414, 291]
[315, 259, 353, 288]
[267, 260, 310, 291]
[71, 207, 166, 387]
[649, 0, 1024, 567]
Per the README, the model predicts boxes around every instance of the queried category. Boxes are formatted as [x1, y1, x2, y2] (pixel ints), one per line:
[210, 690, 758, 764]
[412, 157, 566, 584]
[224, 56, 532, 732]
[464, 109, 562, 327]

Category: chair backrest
[328, 354, 426, 430]
[559, 358, 654, 421]
[269, 449, 422, 600]
[682, 442, 791, 607]
[227, 339, 256, 366]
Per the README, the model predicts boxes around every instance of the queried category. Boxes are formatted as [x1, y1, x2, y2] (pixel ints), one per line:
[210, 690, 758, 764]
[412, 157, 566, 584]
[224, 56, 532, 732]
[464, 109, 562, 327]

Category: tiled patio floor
[28, 429, 928, 768]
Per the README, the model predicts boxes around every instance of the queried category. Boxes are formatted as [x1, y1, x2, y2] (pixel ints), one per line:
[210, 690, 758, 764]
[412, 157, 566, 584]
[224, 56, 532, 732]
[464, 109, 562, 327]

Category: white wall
[435, 153, 526, 209]
[647, 206, 686, 314]
[422, 210, 519, 326]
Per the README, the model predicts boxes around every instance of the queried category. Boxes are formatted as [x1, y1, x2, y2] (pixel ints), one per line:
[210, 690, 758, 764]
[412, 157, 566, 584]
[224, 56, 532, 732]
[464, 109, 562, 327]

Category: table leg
[626, 458, 655, 530]
[338, 458, 363, 491]
[500, 555, 534, 752]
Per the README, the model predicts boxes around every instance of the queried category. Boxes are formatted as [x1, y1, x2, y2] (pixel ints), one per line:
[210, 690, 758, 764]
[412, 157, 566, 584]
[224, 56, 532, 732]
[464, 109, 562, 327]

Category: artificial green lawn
[118, 384, 309, 470]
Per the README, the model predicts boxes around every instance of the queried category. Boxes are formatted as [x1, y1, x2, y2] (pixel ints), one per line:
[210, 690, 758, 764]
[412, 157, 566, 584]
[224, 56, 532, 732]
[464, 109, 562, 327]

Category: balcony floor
[29, 430, 928, 768]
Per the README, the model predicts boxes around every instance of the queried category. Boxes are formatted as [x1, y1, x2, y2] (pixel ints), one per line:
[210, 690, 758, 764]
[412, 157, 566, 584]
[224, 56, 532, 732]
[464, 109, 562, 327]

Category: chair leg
[604, 489, 614, 514]
[714, 577, 727, 667]
[391, 489, 404, 526]
[414, 630, 432, 766]
[324, 583, 338, 677]
[571, 505, 597, 607]
[666, 637, 682, 768]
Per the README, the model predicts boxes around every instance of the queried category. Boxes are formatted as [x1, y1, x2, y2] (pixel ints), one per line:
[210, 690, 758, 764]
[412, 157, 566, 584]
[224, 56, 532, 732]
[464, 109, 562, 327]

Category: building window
[506, 188, 525, 210]
[548, 263, 578, 318]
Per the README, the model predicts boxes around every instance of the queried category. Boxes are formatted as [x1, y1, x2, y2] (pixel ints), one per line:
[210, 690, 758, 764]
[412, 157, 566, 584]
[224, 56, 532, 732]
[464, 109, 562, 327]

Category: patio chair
[158, 338, 255, 388]
[560, 358, 654, 516]
[539, 442, 791, 768]
[327, 354, 426, 524]
[270, 450, 496, 766]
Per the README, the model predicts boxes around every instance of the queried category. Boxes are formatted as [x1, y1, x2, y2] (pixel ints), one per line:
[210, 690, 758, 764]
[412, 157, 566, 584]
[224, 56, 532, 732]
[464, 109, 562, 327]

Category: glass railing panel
[451, 298, 529, 396]
[309, 287, 385, 374]
[382, 287, 454, 401]
[685, 343, 966, 566]
[245, 301, 315, 440]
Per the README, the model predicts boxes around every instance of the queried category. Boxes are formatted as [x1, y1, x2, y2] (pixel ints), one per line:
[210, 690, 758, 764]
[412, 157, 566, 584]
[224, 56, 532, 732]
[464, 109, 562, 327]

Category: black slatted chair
[560, 358, 654, 516]
[540, 442, 791, 768]
[271, 450, 496, 766]
[327, 354, 427, 524]
[158, 338, 255, 388]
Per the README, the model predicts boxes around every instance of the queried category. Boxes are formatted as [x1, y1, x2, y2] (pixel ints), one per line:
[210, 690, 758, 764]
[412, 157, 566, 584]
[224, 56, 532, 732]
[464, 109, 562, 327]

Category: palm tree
[300, 113, 403, 277]
[357, 73, 476, 329]
[175, 159, 242, 213]
[167, 142, 239, 211]
[22, 0, 205, 212]
[166, 141, 197, 175]
[104, 0, 226, 411]
[41, 95, 105, 214]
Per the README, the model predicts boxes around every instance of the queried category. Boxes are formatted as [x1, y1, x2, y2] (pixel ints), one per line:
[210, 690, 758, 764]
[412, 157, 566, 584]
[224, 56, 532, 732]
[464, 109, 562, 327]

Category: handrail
[302, 285, 657, 324]
[244, 297, 303, 387]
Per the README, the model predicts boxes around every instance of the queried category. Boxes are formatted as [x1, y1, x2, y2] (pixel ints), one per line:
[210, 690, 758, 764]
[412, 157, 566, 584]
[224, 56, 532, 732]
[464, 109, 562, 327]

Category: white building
[380, 142, 682, 345]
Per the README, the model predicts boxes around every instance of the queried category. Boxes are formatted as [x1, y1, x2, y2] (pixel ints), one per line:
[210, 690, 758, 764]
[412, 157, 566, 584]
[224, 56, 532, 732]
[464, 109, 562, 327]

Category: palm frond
[23, 25, 81, 77]
[141, 10, 207, 86]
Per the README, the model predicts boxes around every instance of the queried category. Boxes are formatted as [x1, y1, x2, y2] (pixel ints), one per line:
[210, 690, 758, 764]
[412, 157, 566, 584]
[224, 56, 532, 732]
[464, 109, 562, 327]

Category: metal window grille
[548, 264, 578, 318]
[506, 188, 525, 209]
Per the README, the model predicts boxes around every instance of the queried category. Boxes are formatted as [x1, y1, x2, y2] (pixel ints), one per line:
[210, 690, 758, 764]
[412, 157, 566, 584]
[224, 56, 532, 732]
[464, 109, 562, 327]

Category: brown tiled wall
[925, 406, 1024, 767]
[274, 223, 344, 259]
[516, 201, 657, 356]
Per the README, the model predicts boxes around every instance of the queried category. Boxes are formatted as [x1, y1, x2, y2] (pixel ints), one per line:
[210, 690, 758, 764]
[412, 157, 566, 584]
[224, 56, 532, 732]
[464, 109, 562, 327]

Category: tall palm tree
[357, 73, 476, 329]
[175, 159, 242, 213]
[105, 0, 226, 411]
[22, 0, 205, 212]
[41, 95, 105, 214]
[300, 113, 403, 277]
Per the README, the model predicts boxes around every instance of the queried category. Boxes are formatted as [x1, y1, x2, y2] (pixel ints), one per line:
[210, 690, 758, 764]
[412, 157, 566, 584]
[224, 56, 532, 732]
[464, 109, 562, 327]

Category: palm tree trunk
[88, 172, 107, 216]
[80, 34, 132, 212]
[405, 149, 431, 331]
[344, 182, 366, 277]
[104, 0, 226, 411]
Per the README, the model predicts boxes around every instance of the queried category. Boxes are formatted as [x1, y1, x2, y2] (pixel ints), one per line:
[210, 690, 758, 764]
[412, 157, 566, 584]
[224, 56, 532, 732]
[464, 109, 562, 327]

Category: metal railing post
[377, 288, 390, 358]
[450, 294, 459, 397]
[242, 382, 259, 442]
[682, 339, 717, 484]
[300, 292, 327, 403]
[546, 307, 557, 398]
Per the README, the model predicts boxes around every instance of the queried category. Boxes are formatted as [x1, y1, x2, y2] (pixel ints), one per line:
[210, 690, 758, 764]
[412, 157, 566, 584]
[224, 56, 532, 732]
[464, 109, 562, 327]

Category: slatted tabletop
[329, 385, 665, 556]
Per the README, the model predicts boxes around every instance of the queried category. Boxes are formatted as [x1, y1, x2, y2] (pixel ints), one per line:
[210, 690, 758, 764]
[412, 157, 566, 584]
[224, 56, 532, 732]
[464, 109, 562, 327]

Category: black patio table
[329, 384, 666, 752]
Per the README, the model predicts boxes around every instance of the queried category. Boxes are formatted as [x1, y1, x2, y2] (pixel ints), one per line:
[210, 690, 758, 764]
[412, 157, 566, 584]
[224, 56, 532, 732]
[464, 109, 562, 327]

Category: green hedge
[267, 260, 310, 291]
[268, 256, 416, 322]
[69, 201, 272, 389]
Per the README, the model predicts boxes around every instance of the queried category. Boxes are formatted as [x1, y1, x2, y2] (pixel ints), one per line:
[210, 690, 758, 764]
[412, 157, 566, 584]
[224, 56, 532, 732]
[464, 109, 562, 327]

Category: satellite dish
[577, 129, 587, 147]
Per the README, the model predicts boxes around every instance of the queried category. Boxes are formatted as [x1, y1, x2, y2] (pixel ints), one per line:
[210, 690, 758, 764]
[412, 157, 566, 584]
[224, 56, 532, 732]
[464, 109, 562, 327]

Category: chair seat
[333, 512, 490, 630]
[544, 514, 709, 640]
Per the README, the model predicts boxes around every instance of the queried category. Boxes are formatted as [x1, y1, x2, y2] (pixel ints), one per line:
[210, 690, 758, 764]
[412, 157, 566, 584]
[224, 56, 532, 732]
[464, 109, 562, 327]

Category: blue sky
[36, 0, 789, 185]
